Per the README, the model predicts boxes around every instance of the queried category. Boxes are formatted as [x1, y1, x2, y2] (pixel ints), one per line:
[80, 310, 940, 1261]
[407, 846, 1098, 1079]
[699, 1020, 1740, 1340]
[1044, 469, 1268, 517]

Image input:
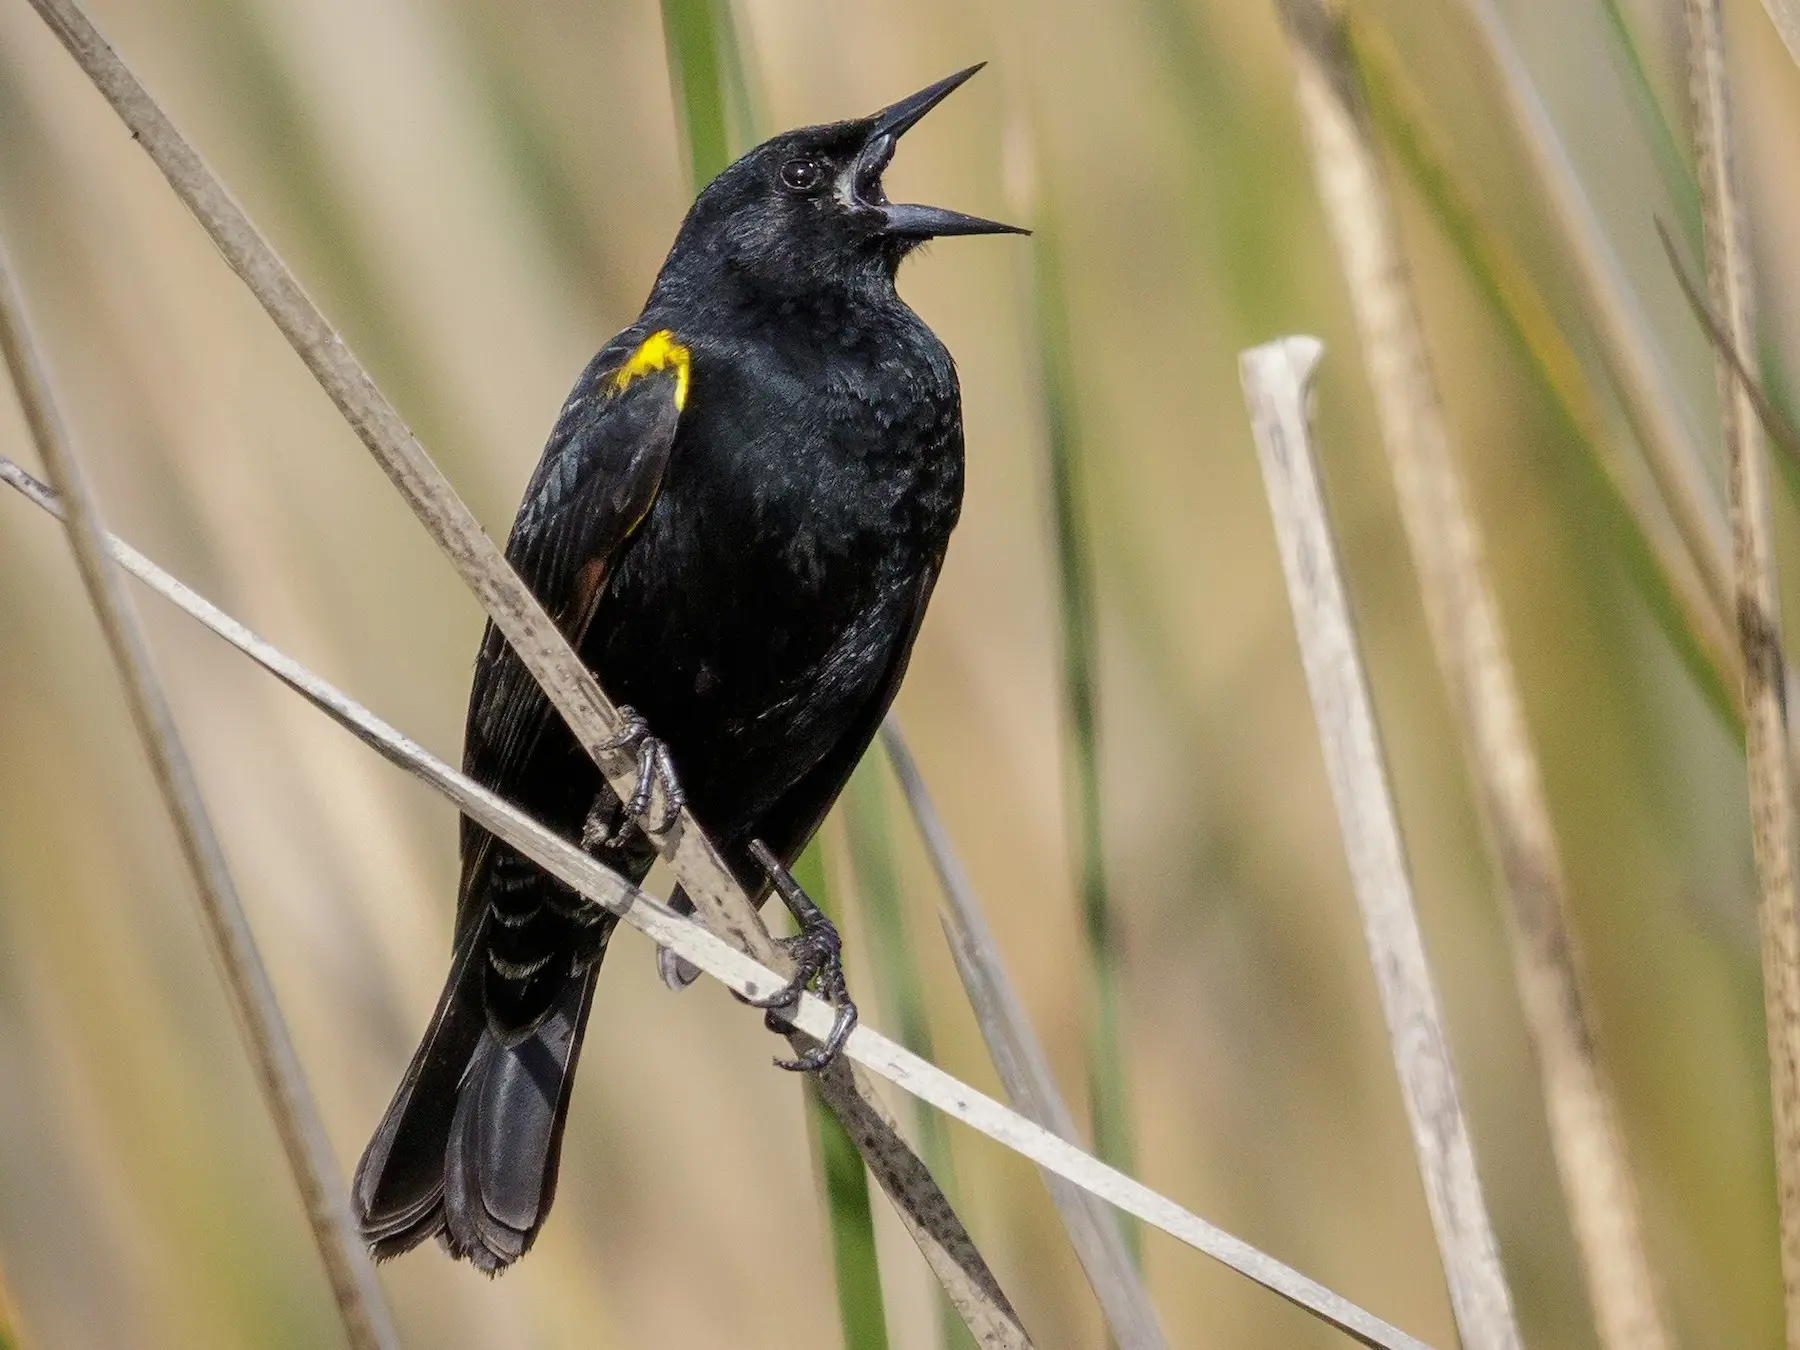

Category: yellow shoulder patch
[609, 330, 691, 411]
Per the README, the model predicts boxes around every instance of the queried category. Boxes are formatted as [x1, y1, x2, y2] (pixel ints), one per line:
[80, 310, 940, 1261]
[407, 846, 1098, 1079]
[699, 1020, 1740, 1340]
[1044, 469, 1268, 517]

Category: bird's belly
[586, 535, 921, 836]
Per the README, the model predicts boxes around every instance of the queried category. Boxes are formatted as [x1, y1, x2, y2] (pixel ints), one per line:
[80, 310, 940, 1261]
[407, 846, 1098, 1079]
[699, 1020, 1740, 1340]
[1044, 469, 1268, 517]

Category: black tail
[353, 926, 600, 1273]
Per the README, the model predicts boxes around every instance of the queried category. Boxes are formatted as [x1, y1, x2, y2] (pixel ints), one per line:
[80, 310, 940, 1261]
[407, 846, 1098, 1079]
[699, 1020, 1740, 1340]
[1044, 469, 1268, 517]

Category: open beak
[855, 64, 1030, 240]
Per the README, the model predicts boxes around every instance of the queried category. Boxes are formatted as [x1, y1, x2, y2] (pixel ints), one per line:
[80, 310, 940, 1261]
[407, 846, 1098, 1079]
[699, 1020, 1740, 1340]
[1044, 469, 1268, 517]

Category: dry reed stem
[0, 454, 1438, 1350]
[1343, 14, 1742, 709]
[1439, 0, 1731, 622]
[1684, 0, 1800, 1337]
[1369, 0, 1800, 847]
[879, 720, 1169, 1350]
[1760, 0, 1800, 73]
[17, 0, 1029, 1339]
[1278, 6, 1675, 1350]
[1240, 336, 1522, 1349]
[0, 244, 400, 1350]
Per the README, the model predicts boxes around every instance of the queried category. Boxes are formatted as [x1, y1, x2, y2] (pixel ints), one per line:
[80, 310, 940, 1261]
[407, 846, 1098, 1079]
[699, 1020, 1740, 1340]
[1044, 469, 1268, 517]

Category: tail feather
[354, 922, 602, 1273]
[442, 972, 596, 1271]
[354, 931, 488, 1258]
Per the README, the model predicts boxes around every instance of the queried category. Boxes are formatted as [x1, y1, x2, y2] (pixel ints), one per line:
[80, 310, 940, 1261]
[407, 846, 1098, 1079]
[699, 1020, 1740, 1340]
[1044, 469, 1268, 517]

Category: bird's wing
[455, 329, 690, 941]
[746, 560, 943, 877]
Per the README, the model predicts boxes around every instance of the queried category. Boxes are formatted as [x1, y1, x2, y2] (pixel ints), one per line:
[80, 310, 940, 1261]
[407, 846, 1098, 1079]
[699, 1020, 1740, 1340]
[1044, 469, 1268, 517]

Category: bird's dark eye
[780, 157, 822, 193]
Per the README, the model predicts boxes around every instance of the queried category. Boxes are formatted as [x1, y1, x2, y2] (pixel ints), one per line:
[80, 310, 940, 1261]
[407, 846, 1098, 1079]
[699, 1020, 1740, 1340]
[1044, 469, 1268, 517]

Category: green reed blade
[845, 754, 977, 1350]
[659, 0, 736, 187]
[658, 12, 891, 1341]
[1529, 4, 1800, 511]
[1029, 211, 1139, 1260]
[1595, 0, 1703, 249]
[793, 841, 894, 1350]
[1346, 15, 1742, 735]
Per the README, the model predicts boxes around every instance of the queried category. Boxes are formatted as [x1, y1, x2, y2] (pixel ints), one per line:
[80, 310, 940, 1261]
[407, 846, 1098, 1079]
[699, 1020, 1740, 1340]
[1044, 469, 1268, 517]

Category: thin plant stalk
[1758, 0, 1800, 72]
[1433, 0, 1731, 634]
[882, 719, 1170, 1350]
[1684, 0, 1800, 1337]
[1353, 6, 1800, 788]
[1278, 5, 1675, 1349]
[1344, 14, 1741, 728]
[1241, 335, 1522, 1350]
[846, 756, 977, 1350]
[0, 243, 400, 1350]
[1588, 0, 1800, 514]
[0, 453, 1438, 1350]
[20, 1, 1024, 1337]
[1029, 197, 1137, 1255]
[658, 0, 734, 197]
[655, 9, 892, 1343]
[1595, 0, 1800, 519]
[794, 841, 894, 1350]
[660, 0, 758, 180]
[1595, 0, 1705, 248]
[806, 1084, 893, 1350]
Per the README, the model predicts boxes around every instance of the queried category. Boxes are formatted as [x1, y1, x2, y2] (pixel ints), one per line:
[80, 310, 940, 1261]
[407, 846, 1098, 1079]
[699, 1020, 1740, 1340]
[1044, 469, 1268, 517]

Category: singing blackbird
[352, 64, 1024, 1272]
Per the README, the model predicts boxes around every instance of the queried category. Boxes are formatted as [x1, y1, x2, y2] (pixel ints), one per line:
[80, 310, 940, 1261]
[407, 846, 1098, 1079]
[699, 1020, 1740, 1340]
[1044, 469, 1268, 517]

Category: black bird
[352, 65, 1024, 1273]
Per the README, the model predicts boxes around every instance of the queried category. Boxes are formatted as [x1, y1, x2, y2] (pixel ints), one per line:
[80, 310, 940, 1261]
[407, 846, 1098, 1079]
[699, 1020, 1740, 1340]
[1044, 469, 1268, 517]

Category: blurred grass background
[0, 0, 1798, 1346]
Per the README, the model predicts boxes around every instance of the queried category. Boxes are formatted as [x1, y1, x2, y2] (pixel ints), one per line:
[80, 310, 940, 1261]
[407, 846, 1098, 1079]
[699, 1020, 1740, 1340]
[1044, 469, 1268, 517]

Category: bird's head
[657, 64, 1027, 302]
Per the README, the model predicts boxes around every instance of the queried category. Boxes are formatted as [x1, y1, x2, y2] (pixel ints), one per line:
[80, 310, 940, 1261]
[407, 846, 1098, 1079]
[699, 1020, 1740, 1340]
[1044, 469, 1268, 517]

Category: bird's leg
[739, 838, 858, 1072]
[580, 788, 693, 984]
[597, 704, 685, 834]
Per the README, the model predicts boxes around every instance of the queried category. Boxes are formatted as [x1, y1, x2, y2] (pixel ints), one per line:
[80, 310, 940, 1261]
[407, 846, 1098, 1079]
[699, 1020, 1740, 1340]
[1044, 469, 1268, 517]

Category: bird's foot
[655, 891, 703, 990]
[598, 705, 684, 835]
[739, 838, 858, 1072]
[580, 795, 621, 851]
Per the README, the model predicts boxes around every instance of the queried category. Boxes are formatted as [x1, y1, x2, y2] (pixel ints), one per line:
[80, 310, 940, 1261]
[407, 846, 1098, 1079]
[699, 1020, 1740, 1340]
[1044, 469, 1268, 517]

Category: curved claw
[657, 944, 702, 990]
[772, 999, 858, 1073]
[597, 705, 651, 754]
[740, 836, 859, 1072]
[741, 968, 810, 1011]
[644, 740, 686, 832]
[601, 704, 686, 835]
[739, 922, 837, 1010]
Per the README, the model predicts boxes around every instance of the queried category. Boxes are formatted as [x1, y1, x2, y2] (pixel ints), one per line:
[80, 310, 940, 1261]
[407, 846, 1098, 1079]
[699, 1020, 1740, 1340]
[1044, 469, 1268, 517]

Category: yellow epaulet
[610, 330, 691, 411]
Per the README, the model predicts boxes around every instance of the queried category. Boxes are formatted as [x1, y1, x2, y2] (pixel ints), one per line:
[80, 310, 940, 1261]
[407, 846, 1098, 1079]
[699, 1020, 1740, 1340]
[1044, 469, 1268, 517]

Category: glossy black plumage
[352, 65, 1022, 1272]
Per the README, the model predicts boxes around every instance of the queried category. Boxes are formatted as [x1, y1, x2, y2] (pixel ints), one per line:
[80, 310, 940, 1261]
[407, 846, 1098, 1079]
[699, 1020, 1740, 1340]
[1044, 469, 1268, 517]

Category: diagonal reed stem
[1436, 0, 1730, 657]
[1240, 335, 1521, 1350]
[845, 755, 977, 1350]
[1343, 14, 1741, 729]
[1352, 3, 1800, 797]
[881, 719, 1169, 1350]
[1683, 0, 1800, 1339]
[1758, 0, 1800, 73]
[0, 452, 1439, 1350]
[793, 841, 894, 1350]
[1278, 5, 1675, 1349]
[1432, 0, 1728, 644]
[18, 0, 1024, 1339]
[0, 241, 400, 1350]
[653, 6, 892, 1341]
